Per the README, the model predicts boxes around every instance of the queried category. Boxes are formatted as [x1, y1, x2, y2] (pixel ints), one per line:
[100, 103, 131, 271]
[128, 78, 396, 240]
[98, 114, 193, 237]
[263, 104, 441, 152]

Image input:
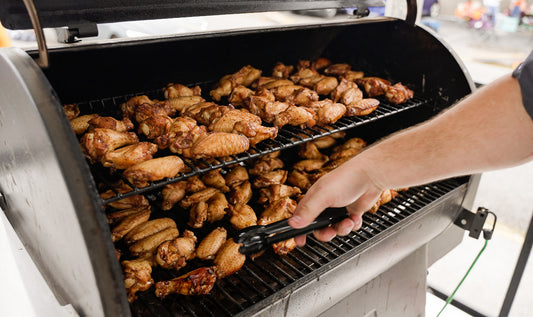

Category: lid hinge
[455, 207, 497, 240]
[57, 24, 99, 43]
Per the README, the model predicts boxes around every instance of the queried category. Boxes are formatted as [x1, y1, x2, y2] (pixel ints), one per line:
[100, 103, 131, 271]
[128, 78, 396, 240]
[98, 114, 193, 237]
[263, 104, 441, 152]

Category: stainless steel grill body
[0, 17, 477, 317]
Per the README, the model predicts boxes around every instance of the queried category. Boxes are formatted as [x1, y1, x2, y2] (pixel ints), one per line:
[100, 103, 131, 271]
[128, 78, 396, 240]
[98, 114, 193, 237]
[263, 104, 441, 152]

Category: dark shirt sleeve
[512, 51, 533, 121]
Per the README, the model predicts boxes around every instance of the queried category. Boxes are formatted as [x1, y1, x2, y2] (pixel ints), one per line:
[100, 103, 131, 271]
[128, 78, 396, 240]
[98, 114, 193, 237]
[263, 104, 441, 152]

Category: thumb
[288, 183, 331, 229]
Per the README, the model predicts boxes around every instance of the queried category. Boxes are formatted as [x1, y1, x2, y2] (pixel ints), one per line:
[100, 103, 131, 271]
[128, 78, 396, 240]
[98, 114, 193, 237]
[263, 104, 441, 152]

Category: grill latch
[57, 23, 99, 43]
[454, 207, 496, 240]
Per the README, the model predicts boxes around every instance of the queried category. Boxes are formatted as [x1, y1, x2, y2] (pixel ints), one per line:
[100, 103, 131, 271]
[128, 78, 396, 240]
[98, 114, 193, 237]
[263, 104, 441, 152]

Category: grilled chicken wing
[229, 204, 257, 230]
[273, 105, 316, 128]
[258, 197, 298, 255]
[100, 180, 149, 210]
[124, 218, 177, 245]
[123, 156, 185, 188]
[154, 116, 198, 149]
[155, 230, 197, 270]
[298, 142, 328, 161]
[111, 207, 151, 242]
[355, 77, 391, 97]
[228, 181, 252, 205]
[248, 157, 284, 175]
[155, 266, 217, 298]
[228, 85, 254, 106]
[207, 192, 229, 223]
[70, 114, 99, 135]
[210, 65, 262, 101]
[196, 227, 227, 260]
[385, 82, 413, 104]
[106, 206, 150, 225]
[307, 99, 346, 126]
[312, 136, 337, 149]
[134, 101, 176, 123]
[341, 70, 365, 82]
[63, 104, 80, 120]
[214, 238, 246, 278]
[179, 187, 220, 209]
[345, 98, 380, 116]
[81, 128, 139, 162]
[272, 62, 294, 78]
[252, 170, 288, 188]
[167, 96, 206, 113]
[138, 115, 173, 139]
[287, 170, 313, 191]
[333, 137, 367, 153]
[163, 83, 201, 99]
[324, 63, 351, 76]
[313, 76, 339, 95]
[101, 142, 158, 170]
[129, 227, 180, 257]
[225, 166, 249, 188]
[293, 159, 327, 172]
[188, 132, 250, 159]
[188, 201, 208, 228]
[161, 181, 187, 211]
[257, 184, 301, 205]
[121, 95, 153, 118]
[122, 256, 155, 303]
[88, 116, 134, 132]
[201, 169, 230, 192]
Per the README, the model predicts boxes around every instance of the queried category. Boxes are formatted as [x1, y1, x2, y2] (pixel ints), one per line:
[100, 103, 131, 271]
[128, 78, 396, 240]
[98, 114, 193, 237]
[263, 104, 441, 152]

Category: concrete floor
[424, 16, 533, 317]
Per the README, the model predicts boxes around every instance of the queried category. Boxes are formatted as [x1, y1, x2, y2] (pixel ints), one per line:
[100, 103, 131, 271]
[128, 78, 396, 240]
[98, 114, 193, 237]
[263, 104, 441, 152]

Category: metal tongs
[236, 207, 349, 255]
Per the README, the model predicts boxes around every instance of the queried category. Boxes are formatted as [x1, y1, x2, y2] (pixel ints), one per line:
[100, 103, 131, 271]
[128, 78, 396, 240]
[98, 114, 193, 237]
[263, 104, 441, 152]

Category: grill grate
[130, 178, 466, 317]
[78, 90, 429, 205]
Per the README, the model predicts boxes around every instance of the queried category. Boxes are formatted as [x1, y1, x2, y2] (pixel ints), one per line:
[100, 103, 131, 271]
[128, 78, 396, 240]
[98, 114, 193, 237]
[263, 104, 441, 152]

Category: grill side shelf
[98, 96, 428, 205]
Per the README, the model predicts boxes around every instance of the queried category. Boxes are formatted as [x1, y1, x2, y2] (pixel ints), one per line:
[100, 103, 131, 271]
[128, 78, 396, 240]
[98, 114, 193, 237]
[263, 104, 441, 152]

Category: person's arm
[289, 72, 533, 245]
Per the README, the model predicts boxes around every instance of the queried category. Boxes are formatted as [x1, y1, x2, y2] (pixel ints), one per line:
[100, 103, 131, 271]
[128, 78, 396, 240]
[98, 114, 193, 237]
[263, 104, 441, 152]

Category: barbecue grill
[0, 1, 481, 316]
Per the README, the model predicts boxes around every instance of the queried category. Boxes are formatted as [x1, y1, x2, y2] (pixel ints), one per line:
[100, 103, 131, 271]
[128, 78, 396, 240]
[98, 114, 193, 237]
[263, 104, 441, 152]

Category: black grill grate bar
[285, 251, 316, 273]
[292, 245, 326, 268]
[223, 275, 258, 306]
[242, 263, 278, 293]
[98, 97, 428, 205]
[331, 236, 356, 250]
[174, 297, 199, 317]
[267, 260, 298, 283]
[300, 242, 334, 262]
[204, 294, 233, 317]
[276, 256, 306, 278]
[306, 236, 344, 257]
[213, 283, 245, 311]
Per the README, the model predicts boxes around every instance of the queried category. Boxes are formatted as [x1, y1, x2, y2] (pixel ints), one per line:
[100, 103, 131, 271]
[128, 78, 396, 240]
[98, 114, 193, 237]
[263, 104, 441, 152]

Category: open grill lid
[0, 0, 387, 29]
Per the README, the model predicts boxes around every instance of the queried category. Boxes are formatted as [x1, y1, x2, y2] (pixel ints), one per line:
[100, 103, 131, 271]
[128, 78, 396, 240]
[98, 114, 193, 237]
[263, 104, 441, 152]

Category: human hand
[288, 158, 383, 246]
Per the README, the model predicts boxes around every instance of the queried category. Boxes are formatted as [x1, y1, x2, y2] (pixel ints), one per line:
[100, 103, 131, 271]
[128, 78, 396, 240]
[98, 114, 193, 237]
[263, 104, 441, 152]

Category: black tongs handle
[237, 207, 349, 255]
[266, 207, 349, 245]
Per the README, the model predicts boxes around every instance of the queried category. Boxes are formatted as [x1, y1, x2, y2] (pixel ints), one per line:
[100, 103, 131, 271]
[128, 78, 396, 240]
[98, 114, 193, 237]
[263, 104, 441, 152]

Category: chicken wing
[101, 142, 158, 170]
[273, 105, 316, 128]
[70, 114, 99, 135]
[134, 101, 176, 124]
[258, 197, 298, 255]
[179, 187, 219, 209]
[252, 170, 288, 188]
[155, 230, 197, 270]
[210, 65, 262, 101]
[161, 181, 187, 211]
[257, 184, 301, 205]
[63, 104, 80, 120]
[100, 180, 149, 210]
[123, 156, 185, 188]
[129, 227, 180, 257]
[167, 96, 206, 113]
[111, 207, 151, 242]
[189, 132, 250, 159]
[272, 62, 294, 78]
[228, 180, 252, 205]
[201, 169, 230, 193]
[122, 255, 155, 303]
[138, 115, 173, 139]
[344, 98, 380, 116]
[311, 57, 331, 71]
[248, 157, 284, 175]
[385, 82, 414, 104]
[368, 189, 399, 213]
[106, 206, 150, 225]
[228, 85, 254, 106]
[124, 218, 177, 245]
[206, 192, 229, 223]
[121, 95, 153, 118]
[225, 166, 249, 187]
[324, 63, 351, 76]
[196, 227, 227, 260]
[155, 266, 217, 298]
[298, 142, 328, 161]
[341, 70, 365, 82]
[307, 99, 346, 126]
[81, 128, 139, 163]
[312, 136, 337, 149]
[87, 116, 134, 133]
[229, 204, 257, 230]
[163, 83, 201, 99]
[188, 201, 208, 228]
[287, 170, 312, 191]
[214, 238, 246, 278]
[293, 159, 327, 172]
[355, 77, 391, 97]
[154, 116, 198, 149]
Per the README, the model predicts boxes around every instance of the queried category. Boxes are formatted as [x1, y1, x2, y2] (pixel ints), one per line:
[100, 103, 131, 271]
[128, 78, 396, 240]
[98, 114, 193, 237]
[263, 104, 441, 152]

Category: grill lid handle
[21, 0, 49, 68]
[236, 207, 349, 255]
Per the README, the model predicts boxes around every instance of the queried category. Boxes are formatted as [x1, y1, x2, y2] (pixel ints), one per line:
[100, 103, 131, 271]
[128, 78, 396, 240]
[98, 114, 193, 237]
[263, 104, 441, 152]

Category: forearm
[357, 73, 533, 190]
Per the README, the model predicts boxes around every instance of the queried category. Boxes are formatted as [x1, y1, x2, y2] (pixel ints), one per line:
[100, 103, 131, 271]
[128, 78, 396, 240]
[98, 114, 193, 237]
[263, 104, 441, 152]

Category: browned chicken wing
[252, 170, 288, 188]
[122, 256, 155, 303]
[129, 227, 180, 257]
[70, 114, 99, 135]
[188, 201, 208, 228]
[225, 166, 249, 187]
[100, 180, 149, 210]
[258, 197, 298, 255]
[355, 77, 391, 97]
[287, 170, 313, 191]
[88, 116, 134, 132]
[161, 181, 187, 211]
[272, 62, 294, 78]
[312, 136, 337, 149]
[345, 98, 380, 116]
[206, 192, 229, 223]
[123, 156, 185, 188]
[196, 227, 227, 260]
[273, 105, 316, 128]
[201, 169, 230, 192]
[155, 266, 217, 298]
[179, 187, 220, 209]
[63, 104, 80, 120]
[248, 157, 284, 175]
[101, 142, 158, 170]
[228, 181, 253, 205]
[368, 189, 399, 213]
[121, 95, 153, 118]
[229, 204, 257, 230]
[163, 83, 201, 99]
[257, 184, 302, 205]
[138, 115, 173, 139]
[111, 207, 151, 242]
[106, 206, 150, 225]
[167, 96, 206, 113]
[134, 101, 176, 124]
[214, 238, 246, 278]
[210, 65, 262, 101]
[81, 128, 139, 162]
[307, 99, 346, 126]
[155, 230, 197, 270]
[293, 159, 327, 172]
[324, 63, 351, 76]
[341, 70, 365, 82]
[228, 85, 254, 106]
[385, 82, 414, 104]
[124, 218, 177, 245]
[188, 132, 250, 159]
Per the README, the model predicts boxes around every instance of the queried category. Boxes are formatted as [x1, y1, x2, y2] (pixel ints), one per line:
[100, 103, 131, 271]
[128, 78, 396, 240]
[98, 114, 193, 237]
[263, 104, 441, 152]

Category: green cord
[436, 239, 489, 317]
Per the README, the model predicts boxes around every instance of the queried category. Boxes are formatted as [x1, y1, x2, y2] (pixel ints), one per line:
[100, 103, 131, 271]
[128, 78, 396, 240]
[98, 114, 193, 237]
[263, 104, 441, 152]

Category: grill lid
[0, 0, 385, 29]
